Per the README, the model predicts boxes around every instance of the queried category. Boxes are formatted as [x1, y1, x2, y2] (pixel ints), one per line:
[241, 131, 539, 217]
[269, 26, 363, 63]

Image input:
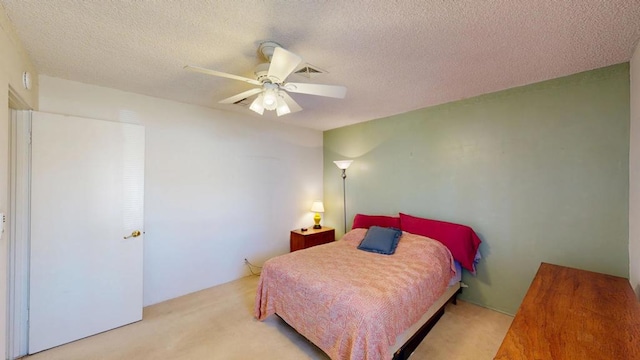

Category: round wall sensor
[22, 71, 32, 90]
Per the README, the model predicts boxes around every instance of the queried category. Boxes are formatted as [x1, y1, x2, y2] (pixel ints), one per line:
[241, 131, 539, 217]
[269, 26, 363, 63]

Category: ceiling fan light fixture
[186, 41, 346, 117]
[249, 94, 265, 115]
[276, 95, 291, 116]
[263, 89, 278, 110]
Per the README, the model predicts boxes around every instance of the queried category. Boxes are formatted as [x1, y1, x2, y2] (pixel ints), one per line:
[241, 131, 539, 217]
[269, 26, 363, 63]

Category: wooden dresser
[495, 263, 640, 359]
[290, 226, 335, 252]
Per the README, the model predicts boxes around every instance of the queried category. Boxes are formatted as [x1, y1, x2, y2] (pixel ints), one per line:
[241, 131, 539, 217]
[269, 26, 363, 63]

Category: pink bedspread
[254, 229, 456, 360]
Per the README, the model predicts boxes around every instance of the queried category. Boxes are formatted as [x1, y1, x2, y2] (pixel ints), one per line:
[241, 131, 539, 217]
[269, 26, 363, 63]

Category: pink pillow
[399, 213, 481, 272]
[352, 214, 401, 230]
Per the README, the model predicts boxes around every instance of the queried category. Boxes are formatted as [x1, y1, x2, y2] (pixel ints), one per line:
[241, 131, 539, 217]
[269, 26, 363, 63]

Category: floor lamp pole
[333, 160, 353, 235]
[341, 169, 347, 234]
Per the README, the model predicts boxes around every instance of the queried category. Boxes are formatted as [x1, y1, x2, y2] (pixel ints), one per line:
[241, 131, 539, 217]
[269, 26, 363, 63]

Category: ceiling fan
[184, 41, 347, 116]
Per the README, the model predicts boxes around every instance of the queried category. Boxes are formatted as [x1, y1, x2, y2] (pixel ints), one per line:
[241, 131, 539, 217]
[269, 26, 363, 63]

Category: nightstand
[290, 226, 335, 252]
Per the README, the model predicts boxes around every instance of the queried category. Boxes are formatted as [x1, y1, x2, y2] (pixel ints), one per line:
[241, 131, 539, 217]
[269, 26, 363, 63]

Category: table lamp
[310, 201, 325, 229]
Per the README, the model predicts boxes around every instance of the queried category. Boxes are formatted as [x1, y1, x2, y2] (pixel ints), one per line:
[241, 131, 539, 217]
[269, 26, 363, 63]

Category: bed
[254, 214, 481, 360]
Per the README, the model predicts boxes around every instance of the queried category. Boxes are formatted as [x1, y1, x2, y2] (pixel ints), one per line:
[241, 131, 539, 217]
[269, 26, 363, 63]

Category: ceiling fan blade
[219, 88, 263, 104]
[184, 65, 262, 86]
[249, 94, 265, 115]
[267, 47, 302, 83]
[279, 91, 303, 114]
[283, 82, 347, 99]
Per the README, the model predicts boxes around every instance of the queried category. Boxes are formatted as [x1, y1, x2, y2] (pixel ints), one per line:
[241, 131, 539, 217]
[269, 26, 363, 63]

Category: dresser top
[495, 262, 640, 359]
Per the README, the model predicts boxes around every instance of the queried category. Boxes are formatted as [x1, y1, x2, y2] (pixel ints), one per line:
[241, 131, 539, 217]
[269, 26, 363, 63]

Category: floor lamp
[333, 160, 353, 234]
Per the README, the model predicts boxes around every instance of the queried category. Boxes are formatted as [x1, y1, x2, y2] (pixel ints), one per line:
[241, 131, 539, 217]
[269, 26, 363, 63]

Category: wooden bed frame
[392, 286, 462, 360]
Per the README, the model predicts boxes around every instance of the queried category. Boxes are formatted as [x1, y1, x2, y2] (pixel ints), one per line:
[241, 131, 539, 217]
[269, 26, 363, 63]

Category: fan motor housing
[254, 63, 271, 83]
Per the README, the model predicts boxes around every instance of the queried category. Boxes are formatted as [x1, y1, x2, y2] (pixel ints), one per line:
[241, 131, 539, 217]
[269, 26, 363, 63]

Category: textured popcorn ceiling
[1, 1, 639, 130]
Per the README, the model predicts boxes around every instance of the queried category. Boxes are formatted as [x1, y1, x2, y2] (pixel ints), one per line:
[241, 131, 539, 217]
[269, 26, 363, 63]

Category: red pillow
[352, 214, 401, 230]
[399, 213, 481, 272]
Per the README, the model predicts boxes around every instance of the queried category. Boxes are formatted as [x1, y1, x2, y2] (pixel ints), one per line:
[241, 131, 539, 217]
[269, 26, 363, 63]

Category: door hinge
[29, 131, 32, 144]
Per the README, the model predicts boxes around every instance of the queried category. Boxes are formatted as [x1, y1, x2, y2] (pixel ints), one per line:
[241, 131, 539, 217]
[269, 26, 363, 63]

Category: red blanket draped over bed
[255, 229, 455, 360]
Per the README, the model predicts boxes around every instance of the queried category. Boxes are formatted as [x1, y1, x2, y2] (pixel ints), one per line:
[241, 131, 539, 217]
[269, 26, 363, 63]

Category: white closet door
[29, 112, 144, 354]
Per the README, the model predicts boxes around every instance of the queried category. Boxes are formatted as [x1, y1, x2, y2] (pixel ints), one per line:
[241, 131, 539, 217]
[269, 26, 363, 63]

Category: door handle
[124, 230, 142, 239]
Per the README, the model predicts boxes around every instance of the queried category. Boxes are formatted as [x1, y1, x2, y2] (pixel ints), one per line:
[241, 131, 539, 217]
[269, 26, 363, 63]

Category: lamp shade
[310, 201, 325, 213]
[249, 94, 265, 115]
[263, 89, 278, 110]
[333, 160, 353, 170]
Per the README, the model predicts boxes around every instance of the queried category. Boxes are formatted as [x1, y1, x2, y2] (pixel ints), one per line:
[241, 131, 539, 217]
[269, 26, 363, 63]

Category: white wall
[38, 76, 324, 305]
[630, 43, 640, 299]
[0, 6, 38, 357]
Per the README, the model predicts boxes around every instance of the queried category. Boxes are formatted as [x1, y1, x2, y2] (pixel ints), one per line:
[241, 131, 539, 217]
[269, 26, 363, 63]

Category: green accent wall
[323, 64, 630, 315]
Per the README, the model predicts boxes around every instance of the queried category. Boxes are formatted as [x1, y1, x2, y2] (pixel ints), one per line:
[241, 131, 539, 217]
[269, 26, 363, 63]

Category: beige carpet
[25, 276, 513, 360]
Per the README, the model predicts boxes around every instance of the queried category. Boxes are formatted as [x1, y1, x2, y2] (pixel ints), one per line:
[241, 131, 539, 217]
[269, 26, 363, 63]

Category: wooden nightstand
[290, 227, 335, 252]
